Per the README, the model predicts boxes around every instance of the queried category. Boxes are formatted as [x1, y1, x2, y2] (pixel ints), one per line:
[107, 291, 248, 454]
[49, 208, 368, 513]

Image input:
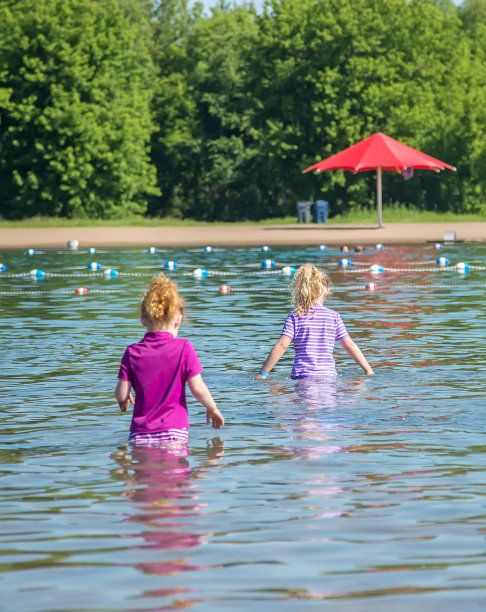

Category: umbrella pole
[377, 167, 383, 227]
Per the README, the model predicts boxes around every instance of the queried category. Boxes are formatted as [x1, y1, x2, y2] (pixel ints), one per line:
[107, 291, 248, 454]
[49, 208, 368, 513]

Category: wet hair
[141, 273, 185, 324]
[291, 263, 331, 318]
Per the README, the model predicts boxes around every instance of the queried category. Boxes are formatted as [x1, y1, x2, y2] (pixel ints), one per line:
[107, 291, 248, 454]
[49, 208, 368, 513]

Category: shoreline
[0, 222, 485, 249]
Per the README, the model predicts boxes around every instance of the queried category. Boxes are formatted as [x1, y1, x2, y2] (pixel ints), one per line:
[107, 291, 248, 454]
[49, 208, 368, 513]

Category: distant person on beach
[115, 273, 224, 445]
[255, 264, 374, 380]
[340, 245, 349, 252]
[354, 245, 363, 253]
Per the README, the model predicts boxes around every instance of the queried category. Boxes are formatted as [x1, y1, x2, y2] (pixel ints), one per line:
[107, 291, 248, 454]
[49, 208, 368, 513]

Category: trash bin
[314, 200, 328, 223]
[297, 201, 311, 223]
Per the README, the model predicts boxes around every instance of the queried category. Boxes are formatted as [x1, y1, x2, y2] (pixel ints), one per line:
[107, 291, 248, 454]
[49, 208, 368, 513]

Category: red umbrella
[303, 132, 456, 227]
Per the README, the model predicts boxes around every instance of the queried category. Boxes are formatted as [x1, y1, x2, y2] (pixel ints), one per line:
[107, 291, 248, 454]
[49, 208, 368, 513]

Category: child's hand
[206, 405, 224, 429]
[119, 393, 134, 412]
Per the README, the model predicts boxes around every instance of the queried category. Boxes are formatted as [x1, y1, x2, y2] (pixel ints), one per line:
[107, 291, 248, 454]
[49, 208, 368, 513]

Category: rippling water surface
[1, 241, 485, 611]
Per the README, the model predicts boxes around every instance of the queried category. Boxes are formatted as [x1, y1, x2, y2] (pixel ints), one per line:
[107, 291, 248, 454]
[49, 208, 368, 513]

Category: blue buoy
[339, 258, 351, 267]
[262, 259, 275, 269]
[193, 268, 208, 279]
[456, 262, 470, 273]
[26, 248, 36, 255]
[319, 245, 327, 251]
[148, 247, 157, 254]
[165, 261, 177, 270]
[282, 266, 296, 276]
[104, 268, 119, 278]
[204, 246, 213, 253]
[437, 256, 450, 267]
[261, 245, 271, 252]
[0, 264, 7, 272]
[89, 247, 97, 254]
[370, 264, 384, 273]
[88, 262, 101, 271]
[30, 269, 45, 279]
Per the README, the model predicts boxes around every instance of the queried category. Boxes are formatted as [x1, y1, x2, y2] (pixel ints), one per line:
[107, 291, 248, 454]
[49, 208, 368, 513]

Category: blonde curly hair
[141, 273, 185, 324]
[291, 263, 331, 318]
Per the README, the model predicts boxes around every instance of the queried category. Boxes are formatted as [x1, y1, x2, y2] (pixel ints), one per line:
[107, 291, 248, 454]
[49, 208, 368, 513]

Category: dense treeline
[2, 0, 486, 220]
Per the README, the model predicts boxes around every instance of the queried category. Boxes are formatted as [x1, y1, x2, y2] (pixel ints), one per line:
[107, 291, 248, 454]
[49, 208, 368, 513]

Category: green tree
[251, 0, 472, 217]
[150, 3, 262, 220]
[148, 0, 200, 218]
[0, 0, 158, 219]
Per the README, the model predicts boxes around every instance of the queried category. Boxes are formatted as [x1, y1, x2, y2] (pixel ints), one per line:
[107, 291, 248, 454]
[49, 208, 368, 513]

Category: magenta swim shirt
[118, 331, 203, 434]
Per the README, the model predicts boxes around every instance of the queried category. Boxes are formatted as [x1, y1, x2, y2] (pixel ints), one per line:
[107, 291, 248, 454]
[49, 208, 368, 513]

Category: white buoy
[437, 256, 450, 267]
[30, 269, 45, 279]
[456, 262, 470, 273]
[319, 245, 327, 251]
[204, 246, 213, 253]
[261, 245, 271, 252]
[370, 264, 384, 273]
[164, 261, 177, 270]
[281, 266, 296, 276]
[339, 258, 351, 267]
[88, 262, 101, 271]
[148, 246, 157, 254]
[104, 268, 119, 278]
[434, 243, 443, 250]
[193, 268, 208, 279]
[88, 247, 97, 254]
[67, 240, 79, 250]
[26, 248, 36, 255]
[375, 243, 384, 250]
[262, 259, 275, 269]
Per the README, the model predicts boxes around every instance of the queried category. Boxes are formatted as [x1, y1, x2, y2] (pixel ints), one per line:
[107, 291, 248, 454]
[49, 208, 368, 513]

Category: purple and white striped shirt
[281, 304, 349, 379]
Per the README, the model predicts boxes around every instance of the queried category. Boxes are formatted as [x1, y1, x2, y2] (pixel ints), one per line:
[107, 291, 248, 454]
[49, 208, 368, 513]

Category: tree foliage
[0, 0, 158, 219]
[3, 0, 486, 220]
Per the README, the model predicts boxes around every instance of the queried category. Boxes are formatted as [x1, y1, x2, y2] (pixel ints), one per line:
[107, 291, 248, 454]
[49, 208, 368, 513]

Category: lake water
[0, 241, 485, 611]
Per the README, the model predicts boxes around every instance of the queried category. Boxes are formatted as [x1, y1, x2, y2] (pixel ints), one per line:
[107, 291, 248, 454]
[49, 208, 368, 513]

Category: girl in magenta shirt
[115, 273, 224, 445]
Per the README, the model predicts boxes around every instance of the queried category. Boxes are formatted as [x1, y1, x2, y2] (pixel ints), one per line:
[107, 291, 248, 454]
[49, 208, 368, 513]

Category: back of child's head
[141, 273, 185, 324]
[292, 264, 331, 317]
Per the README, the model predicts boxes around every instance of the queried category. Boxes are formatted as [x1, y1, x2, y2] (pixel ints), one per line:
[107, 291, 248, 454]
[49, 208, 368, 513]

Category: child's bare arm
[256, 334, 292, 378]
[114, 379, 134, 412]
[340, 335, 374, 374]
[187, 374, 224, 428]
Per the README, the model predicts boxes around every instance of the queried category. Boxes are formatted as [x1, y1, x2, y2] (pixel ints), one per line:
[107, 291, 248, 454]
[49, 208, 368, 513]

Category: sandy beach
[0, 222, 485, 249]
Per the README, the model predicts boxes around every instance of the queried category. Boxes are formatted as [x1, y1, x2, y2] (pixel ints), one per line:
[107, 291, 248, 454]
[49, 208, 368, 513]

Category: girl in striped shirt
[256, 264, 374, 380]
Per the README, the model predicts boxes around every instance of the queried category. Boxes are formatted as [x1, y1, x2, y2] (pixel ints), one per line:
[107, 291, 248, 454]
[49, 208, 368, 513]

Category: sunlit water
[0, 241, 485, 611]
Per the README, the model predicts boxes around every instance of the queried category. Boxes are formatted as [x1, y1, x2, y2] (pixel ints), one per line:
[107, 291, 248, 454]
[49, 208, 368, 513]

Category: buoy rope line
[3, 264, 486, 280]
[3, 283, 486, 297]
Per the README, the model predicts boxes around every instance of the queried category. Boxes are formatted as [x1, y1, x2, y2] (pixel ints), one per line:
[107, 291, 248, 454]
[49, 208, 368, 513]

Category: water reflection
[111, 438, 225, 577]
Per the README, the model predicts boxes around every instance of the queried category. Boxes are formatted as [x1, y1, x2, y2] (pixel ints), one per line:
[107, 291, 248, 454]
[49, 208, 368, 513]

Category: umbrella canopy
[303, 132, 456, 226]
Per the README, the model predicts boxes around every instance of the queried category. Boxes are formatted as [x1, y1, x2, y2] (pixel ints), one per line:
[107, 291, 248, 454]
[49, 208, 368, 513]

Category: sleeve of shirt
[117, 349, 131, 381]
[183, 340, 204, 380]
[281, 312, 295, 339]
[335, 312, 349, 341]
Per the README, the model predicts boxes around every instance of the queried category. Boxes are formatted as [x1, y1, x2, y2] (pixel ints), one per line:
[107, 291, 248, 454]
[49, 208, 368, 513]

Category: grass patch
[0, 207, 485, 228]
[0, 215, 299, 228]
